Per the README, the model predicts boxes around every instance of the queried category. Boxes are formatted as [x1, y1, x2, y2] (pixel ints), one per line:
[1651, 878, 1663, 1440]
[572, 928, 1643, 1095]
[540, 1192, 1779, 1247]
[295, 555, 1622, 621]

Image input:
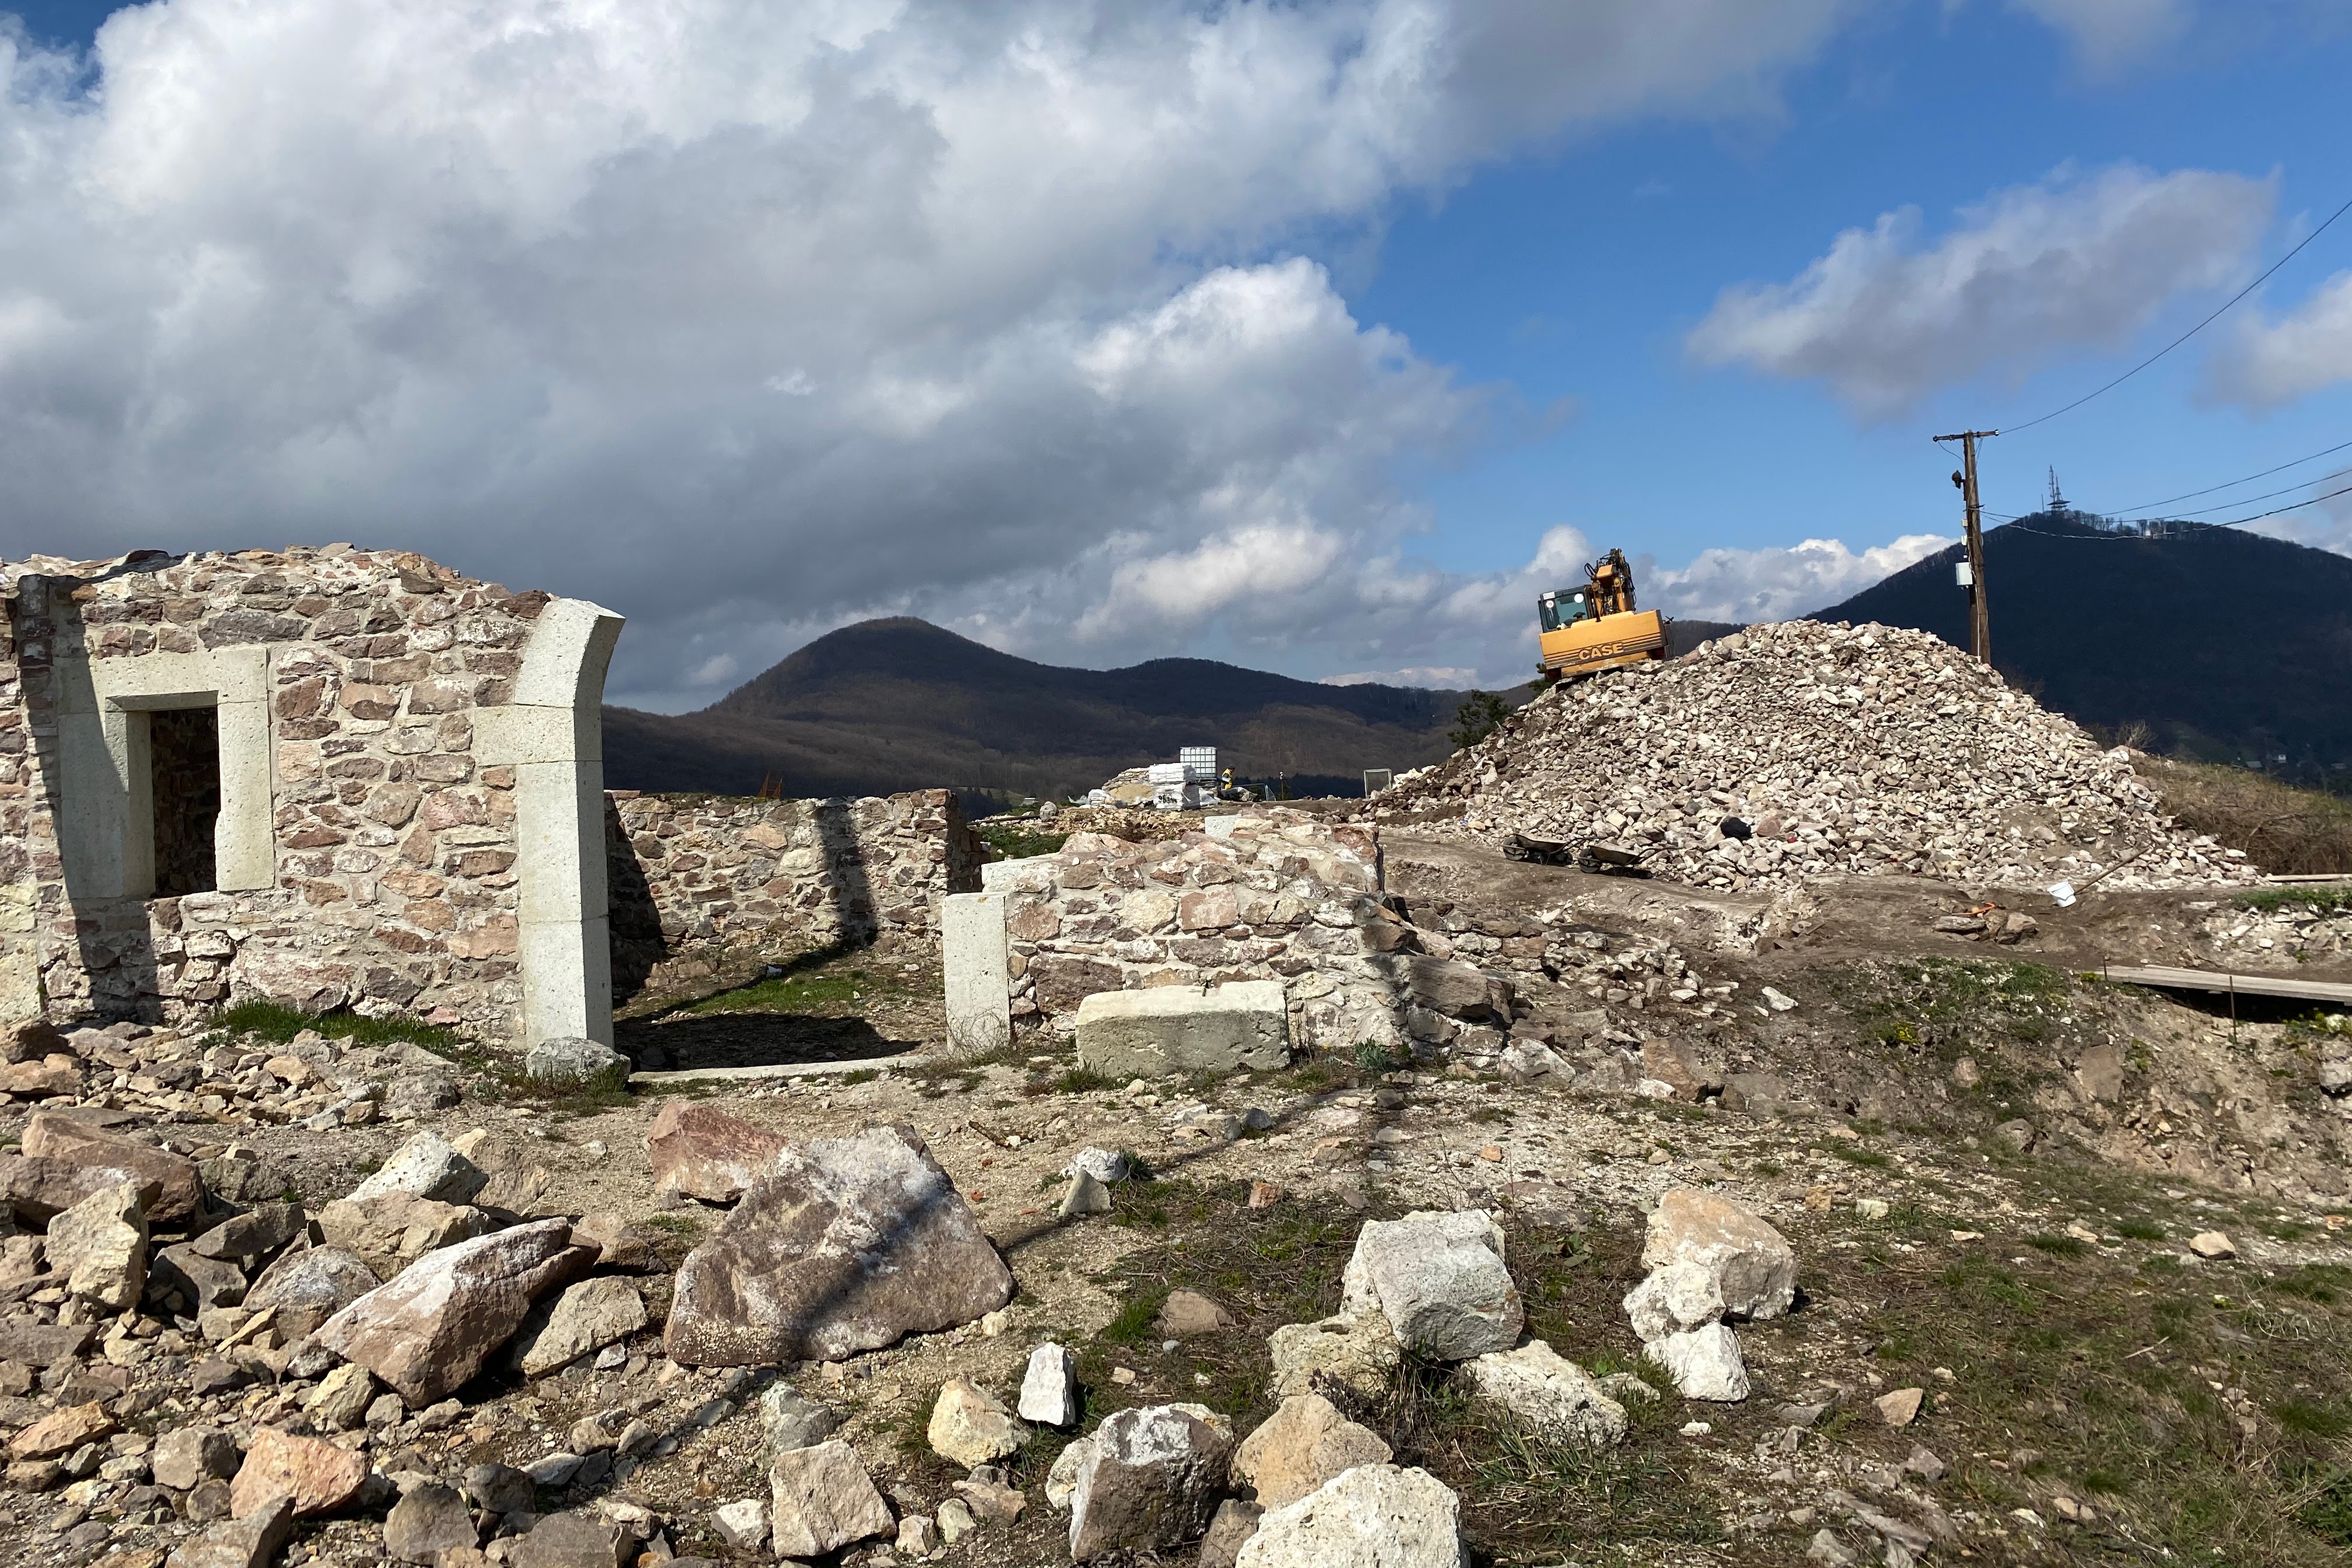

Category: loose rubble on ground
[4, 624, 2351, 1568]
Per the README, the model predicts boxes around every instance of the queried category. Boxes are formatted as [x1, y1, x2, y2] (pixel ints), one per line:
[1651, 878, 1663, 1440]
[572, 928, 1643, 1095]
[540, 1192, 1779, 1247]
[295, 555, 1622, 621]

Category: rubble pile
[1379, 620, 2259, 892]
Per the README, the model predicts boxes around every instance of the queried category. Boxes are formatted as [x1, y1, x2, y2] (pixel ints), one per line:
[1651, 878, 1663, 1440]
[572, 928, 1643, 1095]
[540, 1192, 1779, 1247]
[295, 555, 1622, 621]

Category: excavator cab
[1536, 548, 1667, 683]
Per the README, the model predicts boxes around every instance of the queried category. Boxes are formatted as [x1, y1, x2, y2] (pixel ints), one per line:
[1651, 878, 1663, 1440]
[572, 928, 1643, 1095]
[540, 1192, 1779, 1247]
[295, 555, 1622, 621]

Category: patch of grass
[1353, 1039, 1409, 1074]
[1826, 956, 2070, 1077]
[1825, 1144, 1890, 1169]
[1099, 1287, 1170, 1347]
[208, 1000, 462, 1054]
[638, 1212, 704, 1237]
[837, 1068, 880, 1086]
[2144, 753, 2352, 875]
[975, 820, 1072, 862]
[681, 969, 883, 1017]
[1052, 1067, 1115, 1094]
[1795, 1181, 2352, 1567]
[2116, 1218, 2168, 1241]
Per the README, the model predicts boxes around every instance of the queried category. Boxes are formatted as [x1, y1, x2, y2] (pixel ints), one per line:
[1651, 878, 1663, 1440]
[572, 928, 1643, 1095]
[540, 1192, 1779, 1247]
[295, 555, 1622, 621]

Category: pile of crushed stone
[1372, 619, 2259, 894]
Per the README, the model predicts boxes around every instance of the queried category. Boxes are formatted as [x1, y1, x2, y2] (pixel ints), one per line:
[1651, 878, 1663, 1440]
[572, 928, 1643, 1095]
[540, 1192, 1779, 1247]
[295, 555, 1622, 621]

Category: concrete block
[943, 893, 1010, 1059]
[1074, 981, 1290, 1079]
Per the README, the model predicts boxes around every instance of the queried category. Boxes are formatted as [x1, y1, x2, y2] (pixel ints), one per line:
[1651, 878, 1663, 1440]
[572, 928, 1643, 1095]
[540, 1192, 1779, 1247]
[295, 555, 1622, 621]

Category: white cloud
[0, 0, 1864, 708]
[1323, 666, 1482, 688]
[1687, 162, 2274, 418]
[1648, 533, 1954, 622]
[2204, 270, 2352, 410]
[2007, 0, 2193, 72]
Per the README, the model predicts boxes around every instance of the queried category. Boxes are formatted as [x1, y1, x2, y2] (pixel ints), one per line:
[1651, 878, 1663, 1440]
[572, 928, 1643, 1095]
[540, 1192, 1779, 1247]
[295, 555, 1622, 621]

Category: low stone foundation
[955, 808, 1416, 1058]
[606, 789, 981, 1003]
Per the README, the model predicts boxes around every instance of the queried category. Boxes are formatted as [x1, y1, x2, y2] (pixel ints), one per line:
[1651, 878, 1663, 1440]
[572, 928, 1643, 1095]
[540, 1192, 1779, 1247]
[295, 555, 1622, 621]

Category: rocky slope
[1378, 618, 2259, 894]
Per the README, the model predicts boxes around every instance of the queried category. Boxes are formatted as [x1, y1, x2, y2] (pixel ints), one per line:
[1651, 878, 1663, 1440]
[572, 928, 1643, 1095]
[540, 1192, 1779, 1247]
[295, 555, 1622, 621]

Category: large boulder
[20, 1112, 204, 1223]
[664, 1126, 1013, 1366]
[314, 1217, 589, 1405]
[1073, 981, 1292, 1078]
[384, 1482, 479, 1564]
[1068, 1404, 1234, 1560]
[346, 1132, 487, 1206]
[244, 1246, 380, 1339]
[1340, 1211, 1522, 1361]
[1460, 1340, 1626, 1446]
[509, 1511, 630, 1568]
[153, 1429, 242, 1491]
[192, 1203, 307, 1263]
[0, 1151, 161, 1226]
[1235, 1464, 1463, 1568]
[229, 1427, 369, 1517]
[45, 1181, 148, 1311]
[166, 1493, 293, 1568]
[510, 1277, 647, 1377]
[646, 1102, 789, 1204]
[1639, 1190, 1796, 1321]
[766, 1440, 895, 1559]
[318, 1193, 493, 1279]
[1233, 1394, 1392, 1510]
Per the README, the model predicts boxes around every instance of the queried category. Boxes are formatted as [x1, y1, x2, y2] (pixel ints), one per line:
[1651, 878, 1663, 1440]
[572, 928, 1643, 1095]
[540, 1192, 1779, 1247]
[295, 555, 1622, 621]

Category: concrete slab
[1074, 980, 1290, 1079]
[943, 892, 1011, 1059]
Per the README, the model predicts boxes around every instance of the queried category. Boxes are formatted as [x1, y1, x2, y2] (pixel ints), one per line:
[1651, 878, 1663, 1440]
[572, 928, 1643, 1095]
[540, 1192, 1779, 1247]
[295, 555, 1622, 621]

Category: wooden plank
[2099, 964, 2352, 1005]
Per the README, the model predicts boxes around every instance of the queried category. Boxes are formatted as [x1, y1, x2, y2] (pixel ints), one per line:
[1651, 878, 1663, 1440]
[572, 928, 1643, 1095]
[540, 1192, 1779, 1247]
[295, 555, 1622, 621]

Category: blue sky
[1359, 3, 2352, 580]
[2, 2, 2350, 706]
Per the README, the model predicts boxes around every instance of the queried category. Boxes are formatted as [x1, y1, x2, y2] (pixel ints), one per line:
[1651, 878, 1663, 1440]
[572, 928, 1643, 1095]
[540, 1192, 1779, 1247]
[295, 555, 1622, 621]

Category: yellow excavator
[1535, 548, 1666, 684]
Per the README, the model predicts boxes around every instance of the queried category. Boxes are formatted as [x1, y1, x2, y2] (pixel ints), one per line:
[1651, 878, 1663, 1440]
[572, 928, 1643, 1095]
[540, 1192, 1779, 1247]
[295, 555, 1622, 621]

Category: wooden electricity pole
[1936, 429, 1996, 666]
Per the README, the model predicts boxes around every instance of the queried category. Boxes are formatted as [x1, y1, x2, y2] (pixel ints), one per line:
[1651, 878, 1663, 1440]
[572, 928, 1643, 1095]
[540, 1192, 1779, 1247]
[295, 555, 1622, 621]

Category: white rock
[1621, 1259, 1726, 1342]
[1460, 1340, 1627, 1445]
[1639, 1189, 1796, 1321]
[46, 1182, 147, 1312]
[1019, 1342, 1080, 1427]
[1235, 1463, 1463, 1568]
[1644, 1322, 1749, 1402]
[1065, 1148, 1130, 1182]
[1266, 1310, 1401, 1400]
[766, 1439, 894, 1559]
[1761, 986, 1798, 1012]
[1340, 1210, 1523, 1361]
[711, 1497, 768, 1551]
[346, 1132, 487, 1206]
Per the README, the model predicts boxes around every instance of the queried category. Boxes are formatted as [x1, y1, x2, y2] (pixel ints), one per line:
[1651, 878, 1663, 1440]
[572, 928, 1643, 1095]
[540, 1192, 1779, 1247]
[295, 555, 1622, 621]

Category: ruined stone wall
[605, 789, 980, 998]
[978, 810, 1415, 1055]
[0, 547, 610, 1043]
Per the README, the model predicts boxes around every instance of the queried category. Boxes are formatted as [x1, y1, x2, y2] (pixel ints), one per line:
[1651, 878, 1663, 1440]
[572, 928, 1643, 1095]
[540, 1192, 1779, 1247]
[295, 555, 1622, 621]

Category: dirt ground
[103, 834, 2352, 1566]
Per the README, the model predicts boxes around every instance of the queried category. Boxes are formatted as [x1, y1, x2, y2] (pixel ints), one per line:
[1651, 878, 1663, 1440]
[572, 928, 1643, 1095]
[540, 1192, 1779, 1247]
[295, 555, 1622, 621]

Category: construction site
[0, 544, 2348, 1568]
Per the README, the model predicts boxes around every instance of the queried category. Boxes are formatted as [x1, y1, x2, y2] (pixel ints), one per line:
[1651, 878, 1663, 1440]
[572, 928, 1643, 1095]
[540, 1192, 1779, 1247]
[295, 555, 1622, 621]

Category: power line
[2119, 462, 2352, 521]
[2101, 434, 2352, 515]
[2001, 191, 2352, 435]
[1999, 477, 2352, 539]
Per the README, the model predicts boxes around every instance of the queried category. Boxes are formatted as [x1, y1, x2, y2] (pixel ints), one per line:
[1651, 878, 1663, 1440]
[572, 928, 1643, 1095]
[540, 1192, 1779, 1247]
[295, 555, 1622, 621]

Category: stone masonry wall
[606, 789, 980, 1000]
[1, 547, 558, 1038]
[979, 808, 1420, 1055]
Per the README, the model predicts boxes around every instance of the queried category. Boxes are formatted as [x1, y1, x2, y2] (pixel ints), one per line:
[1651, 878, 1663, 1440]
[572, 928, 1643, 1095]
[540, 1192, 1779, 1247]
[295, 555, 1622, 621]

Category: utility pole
[1936, 429, 1996, 666]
